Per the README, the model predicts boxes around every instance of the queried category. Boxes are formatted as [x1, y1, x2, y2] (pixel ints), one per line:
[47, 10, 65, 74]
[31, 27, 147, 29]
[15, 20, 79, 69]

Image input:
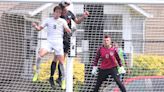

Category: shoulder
[44, 17, 55, 23]
[97, 45, 104, 51]
[68, 10, 74, 15]
[45, 17, 52, 21]
[58, 18, 67, 23]
[68, 11, 76, 18]
[110, 47, 117, 52]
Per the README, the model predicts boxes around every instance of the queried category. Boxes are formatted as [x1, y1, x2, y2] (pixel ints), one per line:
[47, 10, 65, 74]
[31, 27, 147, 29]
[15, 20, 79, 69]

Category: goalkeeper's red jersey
[93, 45, 122, 69]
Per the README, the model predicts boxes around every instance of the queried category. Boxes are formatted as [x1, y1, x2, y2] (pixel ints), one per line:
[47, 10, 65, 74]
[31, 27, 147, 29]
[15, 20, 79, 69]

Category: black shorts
[63, 32, 71, 53]
[63, 40, 70, 53]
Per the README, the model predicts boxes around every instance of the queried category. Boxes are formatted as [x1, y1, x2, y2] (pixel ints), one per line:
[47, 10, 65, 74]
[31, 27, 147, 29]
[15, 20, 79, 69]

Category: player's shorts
[41, 40, 64, 55]
[63, 32, 71, 53]
[63, 40, 70, 53]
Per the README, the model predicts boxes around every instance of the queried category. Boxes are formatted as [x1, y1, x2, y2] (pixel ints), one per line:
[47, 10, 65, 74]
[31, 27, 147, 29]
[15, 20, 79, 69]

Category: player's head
[103, 35, 111, 47]
[59, 0, 70, 16]
[53, 6, 62, 19]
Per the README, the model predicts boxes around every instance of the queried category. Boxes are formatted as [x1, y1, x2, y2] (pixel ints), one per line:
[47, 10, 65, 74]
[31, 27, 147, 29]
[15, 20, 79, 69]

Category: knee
[59, 60, 64, 64]
[52, 58, 57, 62]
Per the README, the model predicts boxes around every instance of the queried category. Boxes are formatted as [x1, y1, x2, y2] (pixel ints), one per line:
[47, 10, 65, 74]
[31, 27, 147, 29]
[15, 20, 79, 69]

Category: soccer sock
[58, 63, 65, 80]
[58, 64, 62, 80]
[36, 55, 41, 74]
[50, 61, 57, 77]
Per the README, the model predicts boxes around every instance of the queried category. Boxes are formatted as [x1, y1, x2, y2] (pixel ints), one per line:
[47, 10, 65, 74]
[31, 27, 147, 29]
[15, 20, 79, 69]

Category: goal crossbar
[2, 0, 164, 4]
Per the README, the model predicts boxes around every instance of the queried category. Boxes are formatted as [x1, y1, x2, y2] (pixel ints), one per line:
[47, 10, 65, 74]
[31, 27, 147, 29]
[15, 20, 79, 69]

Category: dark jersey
[61, 11, 76, 53]
[93, 45, 122, 69]
[61, 10, 75, 42]
[61, 10, 76, 29]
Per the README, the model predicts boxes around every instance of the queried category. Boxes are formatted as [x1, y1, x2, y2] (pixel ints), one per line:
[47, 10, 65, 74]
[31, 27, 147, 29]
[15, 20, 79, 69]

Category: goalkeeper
[91, 35, 126, 92]
[49, 0, 90, 90]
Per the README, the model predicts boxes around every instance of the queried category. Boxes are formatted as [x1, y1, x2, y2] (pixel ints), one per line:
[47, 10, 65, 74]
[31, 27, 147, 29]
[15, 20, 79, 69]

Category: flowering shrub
[132, 54, 164, 76]
[36, 58, 84, 84]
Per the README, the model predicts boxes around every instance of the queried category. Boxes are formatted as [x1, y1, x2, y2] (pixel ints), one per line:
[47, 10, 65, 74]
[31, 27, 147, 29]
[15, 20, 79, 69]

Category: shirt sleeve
[41, 18, 49, 28]
[93, 47, 101, 66]
[114, 48, 122, 67]
[69, 11, 76, 21]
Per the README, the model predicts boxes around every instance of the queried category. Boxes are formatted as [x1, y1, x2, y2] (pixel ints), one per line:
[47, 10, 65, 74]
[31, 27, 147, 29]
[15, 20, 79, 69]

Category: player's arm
[93, 47, 101, 66]
[63, 20, 71, 33]
[74, 10, 90, 24]
[115, 49, 122, 67]
[32, 23, 44, 31]
[32, 18, 49, 31]
[91, 47, 101, 75]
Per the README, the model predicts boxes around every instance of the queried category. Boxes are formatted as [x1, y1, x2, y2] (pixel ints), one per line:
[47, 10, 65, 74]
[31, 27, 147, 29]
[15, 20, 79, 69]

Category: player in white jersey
[32, 6, 71, 89]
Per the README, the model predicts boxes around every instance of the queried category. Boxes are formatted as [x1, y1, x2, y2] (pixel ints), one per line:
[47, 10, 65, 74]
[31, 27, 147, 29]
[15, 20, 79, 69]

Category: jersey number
[53, 25, 56, 29]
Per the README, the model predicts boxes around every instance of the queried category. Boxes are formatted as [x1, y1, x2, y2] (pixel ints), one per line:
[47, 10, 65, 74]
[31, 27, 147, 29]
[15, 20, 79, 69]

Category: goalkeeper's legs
[33, 48, 48, 82]
[93, 69, 109, 92]
[111, 67, 126, 92]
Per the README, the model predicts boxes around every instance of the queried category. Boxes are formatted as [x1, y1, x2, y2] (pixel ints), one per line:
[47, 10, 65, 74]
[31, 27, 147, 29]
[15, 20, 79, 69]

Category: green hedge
[131, 54, 164, 76]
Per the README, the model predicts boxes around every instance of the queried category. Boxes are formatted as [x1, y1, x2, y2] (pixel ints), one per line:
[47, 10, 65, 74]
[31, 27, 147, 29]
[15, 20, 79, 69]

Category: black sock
[50, 62, 56, 77]
[58, 64, 62, 80]
[58, 63, 65, 80]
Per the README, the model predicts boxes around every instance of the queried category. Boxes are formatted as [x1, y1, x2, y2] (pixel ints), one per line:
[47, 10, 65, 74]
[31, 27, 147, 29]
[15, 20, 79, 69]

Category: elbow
[76, 21, 81, 24]
[75, 20, 81, 24]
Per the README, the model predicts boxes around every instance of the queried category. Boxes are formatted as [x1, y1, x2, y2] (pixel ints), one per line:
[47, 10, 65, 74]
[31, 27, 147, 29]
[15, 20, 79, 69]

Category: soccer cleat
[32, 73, 38, 82]
[49, 77, 55, 89]
[61, 79, 66, 90]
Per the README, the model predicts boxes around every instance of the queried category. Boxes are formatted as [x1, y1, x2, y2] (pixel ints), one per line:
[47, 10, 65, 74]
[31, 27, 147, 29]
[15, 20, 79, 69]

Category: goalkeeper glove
[118, 66, 126, 74]
[91, 66, 98, 76]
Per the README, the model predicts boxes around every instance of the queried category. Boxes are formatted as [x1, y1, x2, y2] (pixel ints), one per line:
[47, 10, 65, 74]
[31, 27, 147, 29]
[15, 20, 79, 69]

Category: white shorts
[41, 40, 64, 55]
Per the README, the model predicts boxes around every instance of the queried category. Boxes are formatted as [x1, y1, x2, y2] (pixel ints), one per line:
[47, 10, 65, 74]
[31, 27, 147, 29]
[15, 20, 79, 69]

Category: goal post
[0, 0, 164, 92]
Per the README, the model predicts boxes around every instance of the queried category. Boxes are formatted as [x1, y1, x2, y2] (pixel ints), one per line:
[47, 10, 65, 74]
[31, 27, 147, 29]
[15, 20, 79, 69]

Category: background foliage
[131, 54, 164, 76]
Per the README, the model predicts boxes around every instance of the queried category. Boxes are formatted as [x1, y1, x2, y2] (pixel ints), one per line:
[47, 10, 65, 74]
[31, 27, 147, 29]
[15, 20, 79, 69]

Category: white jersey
[40, 17, 68, 55]
[41, 17, 68, 41]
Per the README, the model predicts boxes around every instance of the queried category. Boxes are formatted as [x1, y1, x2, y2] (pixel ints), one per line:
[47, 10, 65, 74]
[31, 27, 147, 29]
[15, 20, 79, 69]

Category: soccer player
[91, 35, 126, 92]
[113, 42, 128, 82]
[49, 0, 89, 90]
[32, 6, 71, 90]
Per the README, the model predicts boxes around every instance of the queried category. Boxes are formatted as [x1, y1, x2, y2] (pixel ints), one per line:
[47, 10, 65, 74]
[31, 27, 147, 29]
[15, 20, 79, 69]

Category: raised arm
[74, 10, 90, 24]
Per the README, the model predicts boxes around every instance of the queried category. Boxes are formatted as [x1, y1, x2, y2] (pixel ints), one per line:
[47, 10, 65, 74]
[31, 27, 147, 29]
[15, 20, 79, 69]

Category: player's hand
[83, 10, 90, 18]
[32, 22, 37, 28]
[118, 66, 126, 74]
[91, 66, 98, 76]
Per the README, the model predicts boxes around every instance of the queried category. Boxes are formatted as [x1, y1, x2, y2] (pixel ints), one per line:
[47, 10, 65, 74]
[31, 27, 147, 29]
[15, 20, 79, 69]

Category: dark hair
[104, 35, 111, 39]
[53, 6, 62, 12]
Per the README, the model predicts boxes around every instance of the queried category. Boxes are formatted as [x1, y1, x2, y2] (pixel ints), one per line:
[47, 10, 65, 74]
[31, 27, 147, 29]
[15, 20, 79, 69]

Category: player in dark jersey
[49, 0, 89, 90]
[91, 35, 126, 92]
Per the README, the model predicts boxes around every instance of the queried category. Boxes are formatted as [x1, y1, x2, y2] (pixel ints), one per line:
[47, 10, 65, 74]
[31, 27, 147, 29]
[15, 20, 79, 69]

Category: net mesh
[0, 1, 164, 92]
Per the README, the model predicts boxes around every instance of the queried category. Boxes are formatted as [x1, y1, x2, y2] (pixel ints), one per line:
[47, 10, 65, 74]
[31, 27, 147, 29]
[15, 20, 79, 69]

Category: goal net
[0, 0, 164, 92]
